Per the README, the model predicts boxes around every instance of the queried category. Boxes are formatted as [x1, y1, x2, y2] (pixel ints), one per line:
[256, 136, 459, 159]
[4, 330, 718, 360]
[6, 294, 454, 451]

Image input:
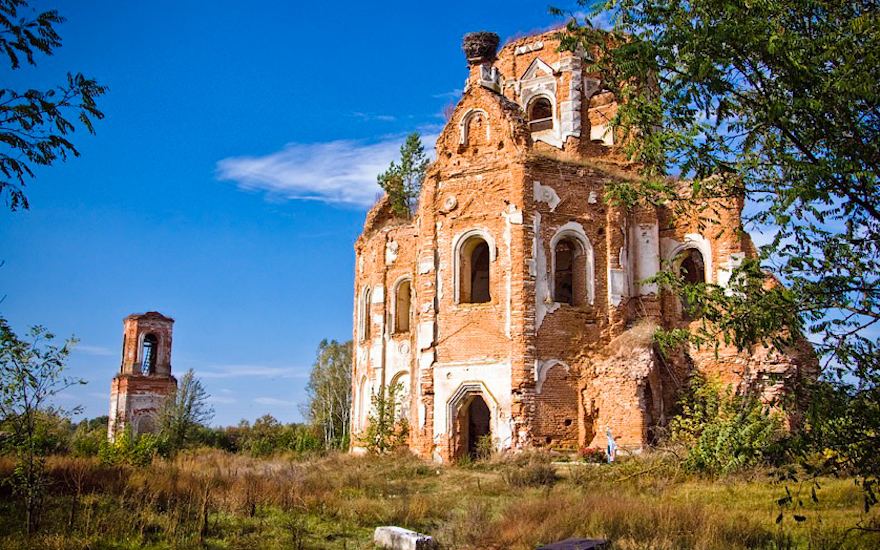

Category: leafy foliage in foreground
[0, 0, 107, 211]
[558, 0, 879, 500]
[0, 318, 82, 533]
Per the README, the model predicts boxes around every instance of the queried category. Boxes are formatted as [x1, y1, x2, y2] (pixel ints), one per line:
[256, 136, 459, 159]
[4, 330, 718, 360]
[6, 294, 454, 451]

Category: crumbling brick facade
[108, 312, 177, 440]
[351, 29, 815, 462]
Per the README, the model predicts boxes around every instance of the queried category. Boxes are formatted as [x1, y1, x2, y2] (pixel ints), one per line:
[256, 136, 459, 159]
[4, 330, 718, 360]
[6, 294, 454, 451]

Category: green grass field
[0, 451, 877, 549]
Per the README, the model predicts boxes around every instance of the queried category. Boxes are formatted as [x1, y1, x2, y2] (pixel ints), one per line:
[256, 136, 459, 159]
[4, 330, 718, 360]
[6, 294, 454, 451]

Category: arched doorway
[456, 395, 491, 459]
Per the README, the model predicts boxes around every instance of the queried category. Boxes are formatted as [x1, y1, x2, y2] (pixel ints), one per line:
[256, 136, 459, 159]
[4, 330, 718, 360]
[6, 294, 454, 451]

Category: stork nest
[462, 31, 500, 62]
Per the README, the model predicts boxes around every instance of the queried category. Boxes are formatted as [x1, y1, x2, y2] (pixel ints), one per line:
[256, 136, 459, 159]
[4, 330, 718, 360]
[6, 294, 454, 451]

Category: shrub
[229, 415, 323, 457]
[475, 434, 495, 461]
[98, 429, 166, 466]
[669, 374, 784, 475]
[70, 423, 104, 457]
[578, 446, 607, 464]
[501, 453, 559, 488]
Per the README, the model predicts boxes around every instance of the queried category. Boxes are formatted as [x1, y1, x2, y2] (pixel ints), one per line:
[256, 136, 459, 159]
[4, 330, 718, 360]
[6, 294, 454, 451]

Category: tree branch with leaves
[0, 0, 107, 211]
[0, 317, 82, 534]
[557, 0, 879, 511]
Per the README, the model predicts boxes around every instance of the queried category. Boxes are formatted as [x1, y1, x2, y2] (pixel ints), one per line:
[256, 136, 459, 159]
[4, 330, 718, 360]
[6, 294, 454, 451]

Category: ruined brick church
[351, 29, 814, 462]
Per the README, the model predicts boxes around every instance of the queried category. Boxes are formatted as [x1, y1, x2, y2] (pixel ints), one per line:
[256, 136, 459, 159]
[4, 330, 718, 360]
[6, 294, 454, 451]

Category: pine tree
[377, 132, 429, 217]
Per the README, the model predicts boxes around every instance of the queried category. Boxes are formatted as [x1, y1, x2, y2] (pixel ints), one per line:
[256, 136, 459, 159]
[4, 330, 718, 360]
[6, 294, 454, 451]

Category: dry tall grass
[0, 450, 876, 549]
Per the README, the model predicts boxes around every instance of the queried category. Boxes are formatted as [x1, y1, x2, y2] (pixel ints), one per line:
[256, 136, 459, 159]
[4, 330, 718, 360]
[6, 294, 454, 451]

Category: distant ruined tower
[107, 312, 177, 440]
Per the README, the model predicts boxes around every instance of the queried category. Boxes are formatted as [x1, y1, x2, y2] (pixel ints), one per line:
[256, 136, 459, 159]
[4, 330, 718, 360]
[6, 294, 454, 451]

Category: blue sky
[0, 1, 571, 425]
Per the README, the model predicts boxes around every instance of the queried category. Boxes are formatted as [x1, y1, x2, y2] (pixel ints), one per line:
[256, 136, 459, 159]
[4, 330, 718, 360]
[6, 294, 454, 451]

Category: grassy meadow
[0, 450, 877, 549]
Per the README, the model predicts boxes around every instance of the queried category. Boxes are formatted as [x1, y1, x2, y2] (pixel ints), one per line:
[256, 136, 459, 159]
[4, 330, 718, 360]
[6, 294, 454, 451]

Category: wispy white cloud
[195, 364, 307, 379]
[216, 137, 401, 207]
[432, 89, 462, 99]
[352, 112, 396, 122]
[216, 133, 439, 207]
[75, 344, 115, 357]
[254, 396, 297, 407]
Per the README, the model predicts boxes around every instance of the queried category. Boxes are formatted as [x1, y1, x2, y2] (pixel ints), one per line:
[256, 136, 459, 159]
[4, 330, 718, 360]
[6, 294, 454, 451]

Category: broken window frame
[360, 287, 372, 341]
[393, 278, 412, 334]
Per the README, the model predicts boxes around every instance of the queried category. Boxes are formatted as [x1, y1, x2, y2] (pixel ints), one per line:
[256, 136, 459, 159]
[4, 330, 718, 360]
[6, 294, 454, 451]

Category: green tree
[158, 369, 214, 452]
[0, 318, 82, 534]
[363, 382, 408, 455]
[305, 339, 352, 449]
[0, 0, 107, 211]
[558, 0, 879, 496]
[377, 132, 430, 217]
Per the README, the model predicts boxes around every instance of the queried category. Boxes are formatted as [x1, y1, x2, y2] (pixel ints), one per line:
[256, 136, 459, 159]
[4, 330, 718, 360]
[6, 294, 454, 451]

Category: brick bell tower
[107, 312, 177, 440]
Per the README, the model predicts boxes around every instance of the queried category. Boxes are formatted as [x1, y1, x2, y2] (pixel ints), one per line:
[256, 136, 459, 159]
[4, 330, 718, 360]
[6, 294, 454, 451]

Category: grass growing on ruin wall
[0, 450, 877, 549]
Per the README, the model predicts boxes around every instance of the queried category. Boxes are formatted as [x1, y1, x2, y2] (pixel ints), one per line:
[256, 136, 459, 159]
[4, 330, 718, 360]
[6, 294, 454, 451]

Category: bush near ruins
[667, 374, 784, 475]
[578, 446, 606, 464]
[362, 382, 409, 454]
[500, 453, 559, 488]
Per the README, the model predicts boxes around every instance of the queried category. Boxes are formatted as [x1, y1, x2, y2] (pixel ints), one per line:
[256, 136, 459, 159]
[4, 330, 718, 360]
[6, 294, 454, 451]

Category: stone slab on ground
[373, 526, 438, 550]
[538, 538, 609, 550]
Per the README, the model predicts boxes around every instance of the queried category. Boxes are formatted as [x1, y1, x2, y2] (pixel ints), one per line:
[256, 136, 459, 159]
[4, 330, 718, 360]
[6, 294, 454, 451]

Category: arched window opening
[555, 239, 575, 304]
[679, 249, 705, 284]
[141, 334, 158, 375]
[528, 97, 554, 132]
[553, 237, 588, 306]
[460, 238, 491, 303]
[395, 280, 411, 333]
[360, 288, 372, 341]
[679, 249, 705, 320]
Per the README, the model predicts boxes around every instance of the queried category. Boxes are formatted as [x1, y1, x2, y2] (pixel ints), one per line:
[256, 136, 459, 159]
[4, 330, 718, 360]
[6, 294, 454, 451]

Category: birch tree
[305, 339, 352, 449]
